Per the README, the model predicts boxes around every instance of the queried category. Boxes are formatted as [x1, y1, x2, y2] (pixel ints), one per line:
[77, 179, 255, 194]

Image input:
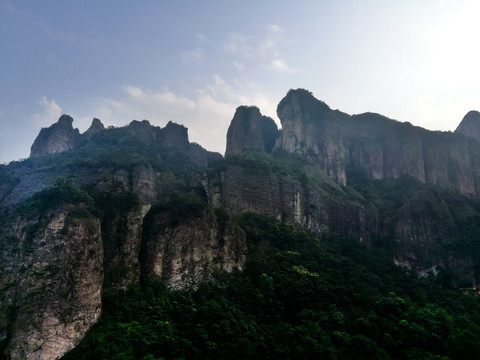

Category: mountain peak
[58, 114, 74, 126]
[455, 110, 480, 141]
[225, 105, 279, 156]
[84, 118, 105, 138]
[30, 115, 80, 157]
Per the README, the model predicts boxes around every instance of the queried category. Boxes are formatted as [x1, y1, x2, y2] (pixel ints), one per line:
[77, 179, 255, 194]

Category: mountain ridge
[2, 88, 480, 359]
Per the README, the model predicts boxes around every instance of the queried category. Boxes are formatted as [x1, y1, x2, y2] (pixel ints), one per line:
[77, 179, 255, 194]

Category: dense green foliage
[63, 213, 480, 360]
[148, 192, 207, 228]
[347, 168, 480, 283]
[17, 177, 95, 216]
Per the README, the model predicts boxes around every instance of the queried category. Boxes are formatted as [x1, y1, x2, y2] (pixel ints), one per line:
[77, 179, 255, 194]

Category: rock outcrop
[141, 205, 247, 290]
[225, 106, 279, 156]
[30, 115, 81, 157]
[29, 116, 221, 168]
[83, 118, 105, 139]
[201, 160, 377, 240]
[273, 89, 480, 197]
[0, 205, 103, 360]
[455, 110, 480, 142]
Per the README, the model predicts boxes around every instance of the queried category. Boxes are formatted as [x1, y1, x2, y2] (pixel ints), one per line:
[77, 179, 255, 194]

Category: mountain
[2, 89, 480, 359]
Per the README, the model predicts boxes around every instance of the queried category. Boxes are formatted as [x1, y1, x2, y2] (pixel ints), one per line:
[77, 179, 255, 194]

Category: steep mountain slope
[2, 89, 480, 359]
[273, 89, 480, 196]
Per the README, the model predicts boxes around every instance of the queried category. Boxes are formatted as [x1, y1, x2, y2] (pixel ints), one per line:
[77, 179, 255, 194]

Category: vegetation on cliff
[5, 90, 480, 359]
[63, 213, 480, 360]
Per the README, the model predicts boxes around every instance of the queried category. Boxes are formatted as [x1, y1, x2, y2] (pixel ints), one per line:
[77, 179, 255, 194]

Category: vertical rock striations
[274, 89, 480, 197]
[276, 89, 349, 184]
[225, 106, 280, 156]
[30, 115, 81, 158]
[0, 205, 103, 360]
[455, 110, 480, 142]
[140, 203, 247, 290]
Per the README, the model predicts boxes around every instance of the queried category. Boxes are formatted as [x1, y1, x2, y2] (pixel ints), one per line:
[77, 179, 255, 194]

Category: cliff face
[201, 159, 378, 240]
[141, 205, 247, 290]
[275, 89, 349, 184]
[455, 110, 480, 142]
[0, 205, 103, 360]
[4, 88, 480, 358]
[274, 89, 480, 197]
[30, 115, 81, 158]
[221, 89, 480, 285]
[29, 116, 221, 168]
[83, 118, 105, 139]
[0, 179, 247, 359]
[225, 106, 280, 156]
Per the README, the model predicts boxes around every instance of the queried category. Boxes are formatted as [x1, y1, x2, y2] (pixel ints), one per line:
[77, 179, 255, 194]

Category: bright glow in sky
[1, 0, 480, 163]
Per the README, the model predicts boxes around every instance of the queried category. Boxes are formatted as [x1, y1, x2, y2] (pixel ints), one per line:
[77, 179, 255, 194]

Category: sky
[1, 0, 480, 163]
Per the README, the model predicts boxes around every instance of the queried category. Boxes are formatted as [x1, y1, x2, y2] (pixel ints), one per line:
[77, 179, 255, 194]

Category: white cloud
[197, 33, 208, 43]
[269, 59, 296, 73]
[268, 24, 283, 33]
[222, 24, 297, 74]
[224, 33, 253, 57]
[233, 61, 245, 70]
[181, 48, 203, 62]
[33, 97, 62, 128]
[125, 86, 146, 99]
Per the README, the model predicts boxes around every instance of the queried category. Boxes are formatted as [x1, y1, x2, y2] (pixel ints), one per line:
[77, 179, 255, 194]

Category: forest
[62, 212, 480, 360]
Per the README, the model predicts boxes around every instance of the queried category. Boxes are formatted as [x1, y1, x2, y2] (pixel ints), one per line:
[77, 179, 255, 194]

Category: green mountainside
[2, 89, 480, 359]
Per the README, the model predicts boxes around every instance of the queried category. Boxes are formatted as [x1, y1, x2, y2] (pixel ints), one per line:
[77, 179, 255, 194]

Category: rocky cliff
[83, 118, 105, 139]
[201, 155, 377, 239]
[225, 106, 279, 156]
[29, 116, 220, 168]
[3, 88, 480, 359]
[222, 88, 480, 284]
[30, 115, 81, 158]
[455, 110, 480, 142]
[272, 89, 480, 197]
[0, 204, 103, 359]
[141, 199, 247, 290]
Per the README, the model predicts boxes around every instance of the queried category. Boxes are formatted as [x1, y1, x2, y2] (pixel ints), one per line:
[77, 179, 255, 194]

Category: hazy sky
[1, 0, 480, 163]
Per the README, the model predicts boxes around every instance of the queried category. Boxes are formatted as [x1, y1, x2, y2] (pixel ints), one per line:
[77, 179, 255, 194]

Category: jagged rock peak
[30, 114, 80, 158]
[126, 119, 157, 145]
[277, 88, 331, 122]
[84, 118, 105, 137]
[225, 105, 279, 156]
[161, 121, 190, 154]
[57, 114, 74, 126]
[129, 119, 152, 127]
[455, 110, 480, 142]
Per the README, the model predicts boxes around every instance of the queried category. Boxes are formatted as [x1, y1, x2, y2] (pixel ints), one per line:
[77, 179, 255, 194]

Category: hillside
[2, 89, 480, 359]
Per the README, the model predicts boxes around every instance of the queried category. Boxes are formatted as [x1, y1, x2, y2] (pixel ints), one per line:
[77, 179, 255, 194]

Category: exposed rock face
[455, 110, 480, 142]
[225, 106, 280, 156]
[276, 89, 348, 184]
[274, 89, 480, 197]
[30, 115, 81, 158]
[29, 116, 220, 168]
[126, 120, 158, 146]
[391, 189, 475, 284]
[201, 163, 377, 240]
[83, 118, 105, 138]
[141, 206, 247, 290]
[5, 87, 480, 359]
[0, 205, 103, 360]
[160, 121, 190, 155]
[189, 142, 222, 168]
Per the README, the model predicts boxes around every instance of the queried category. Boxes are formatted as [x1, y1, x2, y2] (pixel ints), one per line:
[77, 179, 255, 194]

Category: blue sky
[1, 0, 480, 163]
